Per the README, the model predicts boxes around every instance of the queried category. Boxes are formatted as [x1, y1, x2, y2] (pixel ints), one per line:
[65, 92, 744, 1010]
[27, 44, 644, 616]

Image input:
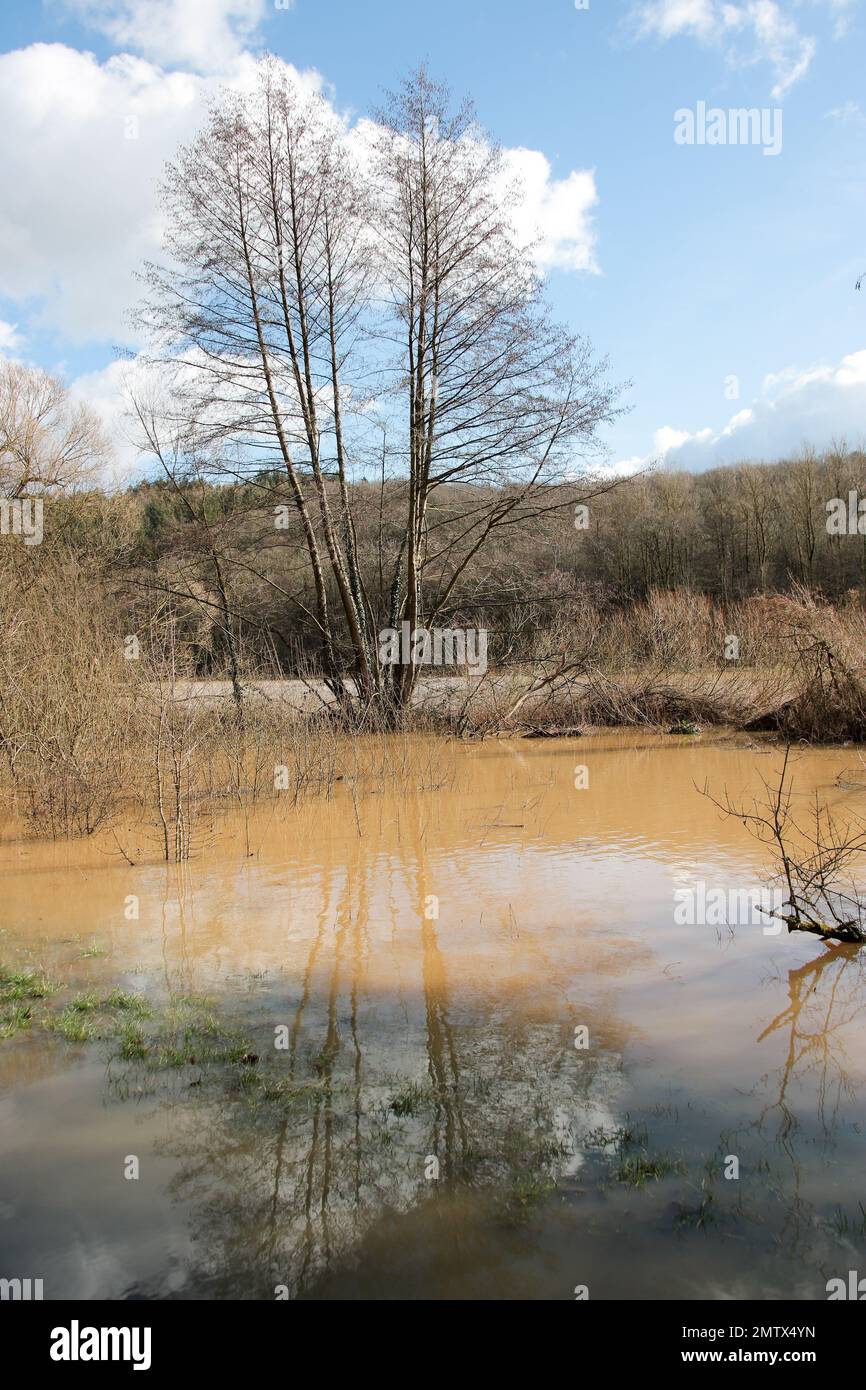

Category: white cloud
[656, 424, 710, 455]
[67, 358, 147, 486]
[749, 1, 815, 97]
[0, 44, 323, 344]
[502, 150, 599, 273]
[0, 36, 598, 349]
[826, 0, 857, 39]
[647, 0, 719, 41]
[824, 99, 865, 125]
[60, 0, 272, 73]
[621, 349, 866, 472]
[634, 0, 819, 98]
[0, 319, 24, 355]
[0, 5, 601, 467]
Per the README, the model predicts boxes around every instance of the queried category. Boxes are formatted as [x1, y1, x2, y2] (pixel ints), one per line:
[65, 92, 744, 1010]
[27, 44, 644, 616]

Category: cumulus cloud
[69, 358, 138, 460]
[0, 36, 599, 349]
[621, 349, 866, 472]
[0, 44, 324, 344]
[502, 150, 599, 274]
[60, 0, 273, 73]
[633, 0, 819, 98]
[612, 425, 713, 475]
[0, 3, 601, 470]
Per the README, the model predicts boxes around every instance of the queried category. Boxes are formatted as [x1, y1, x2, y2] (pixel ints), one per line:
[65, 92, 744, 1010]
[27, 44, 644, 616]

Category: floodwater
[1, 731, 865, 1300]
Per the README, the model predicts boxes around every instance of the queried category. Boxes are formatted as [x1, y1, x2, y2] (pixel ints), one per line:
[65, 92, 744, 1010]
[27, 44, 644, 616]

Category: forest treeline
[6, 444, 866, 678]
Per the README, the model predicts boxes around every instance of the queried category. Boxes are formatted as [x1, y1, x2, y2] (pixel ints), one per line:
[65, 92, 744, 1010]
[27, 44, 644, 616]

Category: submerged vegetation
[0, 957, 737, 1240]
[4, 939, 859, 1298]
[0, 965, 56, 1038]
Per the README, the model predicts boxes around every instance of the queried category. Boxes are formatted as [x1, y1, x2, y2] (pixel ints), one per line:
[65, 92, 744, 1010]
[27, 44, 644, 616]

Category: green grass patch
[67, 992, 101, 1014]
[0, 966, 57, 1038]
[45, 987, 152, 1043]
[616, 1152, 685, 1187]
[103, 989, 151, 1016]
[0, 965, 56, 1003]
[117, 1023, 149, 1061]
[111, 994, 253, 1073]
[0, 1003, 34, 1039]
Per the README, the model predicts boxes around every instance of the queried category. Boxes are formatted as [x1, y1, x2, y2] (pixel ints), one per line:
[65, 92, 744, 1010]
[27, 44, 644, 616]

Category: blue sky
[0, 0, 864, 477]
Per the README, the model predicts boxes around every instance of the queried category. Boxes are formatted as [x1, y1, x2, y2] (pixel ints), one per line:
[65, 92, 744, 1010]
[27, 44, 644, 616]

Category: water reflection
[155, 916, 622, 1295]
[117, 914, 866, 1300]
[1, 733, 865, 1299]
[727, 942, 866, 1265]
[757, 942, 863, 1139]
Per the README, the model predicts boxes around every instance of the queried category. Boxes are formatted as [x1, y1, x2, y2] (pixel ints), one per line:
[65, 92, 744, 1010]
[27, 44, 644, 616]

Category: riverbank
[3, 584, 866, 847]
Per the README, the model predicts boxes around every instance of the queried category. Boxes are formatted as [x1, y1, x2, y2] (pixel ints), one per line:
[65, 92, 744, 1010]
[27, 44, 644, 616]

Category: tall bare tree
[137, 61, 623, 717]
[371, 69, 624, 706]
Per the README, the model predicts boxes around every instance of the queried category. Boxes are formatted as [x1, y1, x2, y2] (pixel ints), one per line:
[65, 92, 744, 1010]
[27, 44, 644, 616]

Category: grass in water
[47, 989, 153, 1042]
[616, 1153, 685, 1187]
[144, 996, 253, 1068]
[0, 1003, 34, 1039]
[389, 1081, 432, 1117]
[0, 965, 55, 1001]
[0, 964, 152, 1044]
[584, 1115, 685, 1190]
[0, 966, 247, 1067]
[0, 965, 57, 1037]
[585, 1122, 649, 1151]
[826, 1202, 866, 1240]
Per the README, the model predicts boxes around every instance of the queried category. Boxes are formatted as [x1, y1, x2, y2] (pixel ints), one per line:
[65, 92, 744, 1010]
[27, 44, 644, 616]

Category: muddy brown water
[1, 731, 865, 1300]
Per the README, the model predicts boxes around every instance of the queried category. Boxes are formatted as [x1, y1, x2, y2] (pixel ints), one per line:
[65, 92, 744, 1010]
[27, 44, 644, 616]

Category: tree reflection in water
[110, 844, 866, 1300]
[113, 868, 627, 1299]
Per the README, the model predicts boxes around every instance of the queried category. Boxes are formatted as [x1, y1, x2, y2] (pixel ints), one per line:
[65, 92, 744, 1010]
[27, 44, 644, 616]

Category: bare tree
[371, 68, 624, 708]
[0, 361, 109, 497]
[705, 745, 866, 944]
[136, 61, 623, 717]
[137, 64, 379, 703]
[127, 386, 255, 719]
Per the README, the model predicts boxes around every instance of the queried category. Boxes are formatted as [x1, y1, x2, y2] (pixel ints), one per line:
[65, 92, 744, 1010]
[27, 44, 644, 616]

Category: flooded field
[1, 731, 865, 1300]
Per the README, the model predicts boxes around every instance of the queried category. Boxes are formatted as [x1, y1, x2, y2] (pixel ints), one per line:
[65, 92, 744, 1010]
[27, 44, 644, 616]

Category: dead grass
[430, 588, 866, 741]
[2, 578, 866, 846]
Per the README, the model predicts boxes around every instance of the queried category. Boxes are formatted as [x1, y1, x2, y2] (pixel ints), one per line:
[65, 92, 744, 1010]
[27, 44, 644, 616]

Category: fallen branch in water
[770, 912, 866, 945]
[701, 743, 866, 947]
